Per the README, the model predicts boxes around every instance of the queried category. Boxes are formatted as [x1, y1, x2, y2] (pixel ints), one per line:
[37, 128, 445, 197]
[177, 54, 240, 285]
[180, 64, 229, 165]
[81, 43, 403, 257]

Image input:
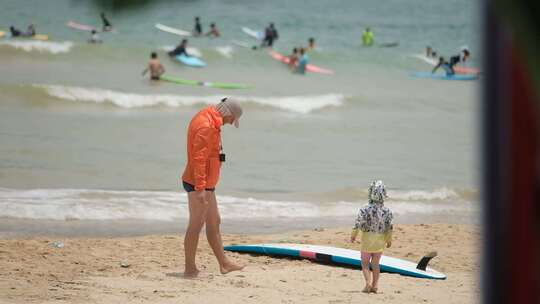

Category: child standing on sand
[350, 180, 393, 293]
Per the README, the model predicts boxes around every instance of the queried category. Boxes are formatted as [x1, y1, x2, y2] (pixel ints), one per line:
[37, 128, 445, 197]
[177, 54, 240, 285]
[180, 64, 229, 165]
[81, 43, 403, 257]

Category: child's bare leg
[360, 252, 372, 292]
[370, 252, 383, 293]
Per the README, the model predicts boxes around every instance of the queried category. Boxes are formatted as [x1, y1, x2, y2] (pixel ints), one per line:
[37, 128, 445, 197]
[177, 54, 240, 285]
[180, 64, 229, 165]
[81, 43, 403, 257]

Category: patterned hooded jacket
[354, 180, 393, 233]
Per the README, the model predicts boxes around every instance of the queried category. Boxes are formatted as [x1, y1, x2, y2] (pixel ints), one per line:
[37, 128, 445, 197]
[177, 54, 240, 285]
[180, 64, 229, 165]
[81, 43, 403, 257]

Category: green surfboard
[160, 75, 251, 89]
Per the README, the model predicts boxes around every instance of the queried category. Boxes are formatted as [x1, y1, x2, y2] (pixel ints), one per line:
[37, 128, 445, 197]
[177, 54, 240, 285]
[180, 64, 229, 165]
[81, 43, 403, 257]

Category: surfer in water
[100, 12, 112, 32]
[181, 98, 245, 278]
[261, 23, 278, 47]
[431, 50, 470, 76]
[10, 24, 35, 37]
[88, 30, 102, 44]
[9, 26, 22, 37]
[296, 48, 308, 74]
[25, 24, 36, 36]
[307, 37, 316, 50]
[206, 23, 220, 37]
[351, 180, 393, 294]
[193, 16, 202, 36]
[168, 39, 190, 57]
[288, 48, 299, 71]
[142, 52, 165, 81]
[362, 27, 374, 46]
[449, 48, 471, 67]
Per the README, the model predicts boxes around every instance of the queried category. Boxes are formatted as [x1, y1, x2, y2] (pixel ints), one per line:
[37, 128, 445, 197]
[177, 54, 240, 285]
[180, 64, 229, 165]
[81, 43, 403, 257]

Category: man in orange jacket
[181, 98, 244, 278]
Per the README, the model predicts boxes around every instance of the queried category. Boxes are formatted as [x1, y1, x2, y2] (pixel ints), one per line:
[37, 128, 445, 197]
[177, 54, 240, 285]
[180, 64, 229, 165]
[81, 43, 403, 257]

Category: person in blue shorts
[296, 48, 308, 74]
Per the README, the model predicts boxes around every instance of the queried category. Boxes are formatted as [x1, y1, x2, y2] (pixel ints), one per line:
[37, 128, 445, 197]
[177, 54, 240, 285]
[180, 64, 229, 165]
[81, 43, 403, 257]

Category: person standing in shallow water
[193, 16, 202, 36]
[350, 180, 393, 294]
[181, 98, 245, 278]
[141, 52, 165, 81]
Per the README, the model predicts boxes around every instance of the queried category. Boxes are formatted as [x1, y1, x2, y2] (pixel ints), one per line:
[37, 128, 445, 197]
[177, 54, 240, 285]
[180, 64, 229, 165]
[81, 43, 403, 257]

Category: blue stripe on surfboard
[225, 245, 446, 280]
[224, 245, 300, 257]
[410, 71, 478, 81]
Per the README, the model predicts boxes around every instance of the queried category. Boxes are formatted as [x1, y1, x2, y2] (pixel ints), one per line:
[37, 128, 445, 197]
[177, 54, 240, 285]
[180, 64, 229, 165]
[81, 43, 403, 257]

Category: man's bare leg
[205, 192, 244, 274]
[183, 191, 209, 278]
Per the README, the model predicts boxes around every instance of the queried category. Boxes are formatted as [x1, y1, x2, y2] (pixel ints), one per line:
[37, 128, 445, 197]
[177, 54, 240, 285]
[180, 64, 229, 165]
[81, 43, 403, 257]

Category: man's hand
[350, 237, 356, 243]
[386, 241, 392, 248]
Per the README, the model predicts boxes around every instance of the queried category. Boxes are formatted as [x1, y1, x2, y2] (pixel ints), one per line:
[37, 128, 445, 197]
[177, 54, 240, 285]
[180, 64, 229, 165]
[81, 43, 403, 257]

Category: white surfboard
[411, 53, 438, 65]
[66, 21, 96, 32]
[242, 27, 263, 41]
[225, 243, 446, 280]
[155, 23, 192, 37]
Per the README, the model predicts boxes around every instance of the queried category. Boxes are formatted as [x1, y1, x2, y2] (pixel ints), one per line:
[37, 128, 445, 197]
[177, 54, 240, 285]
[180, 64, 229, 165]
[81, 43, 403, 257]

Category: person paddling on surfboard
[142, 52, 165, 81]
[351, 180, 393, 294]
[168, 39, 190, 57]
[181, 98, 245, 278]
[9, 26, 22, 37]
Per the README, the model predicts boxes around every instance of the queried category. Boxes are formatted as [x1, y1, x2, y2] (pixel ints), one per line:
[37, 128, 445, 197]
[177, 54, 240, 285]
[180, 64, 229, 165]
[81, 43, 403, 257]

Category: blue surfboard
[224, 243, 446, 280]
[176, 54, 206, 67]
[410, 72, 478, 81]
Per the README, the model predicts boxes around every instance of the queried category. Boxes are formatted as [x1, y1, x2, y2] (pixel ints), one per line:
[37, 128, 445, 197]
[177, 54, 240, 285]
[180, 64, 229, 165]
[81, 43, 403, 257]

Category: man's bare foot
[370, 286, 378, 294]
[183, 268, 200, 278]
[362, 284, 372, 293]
[220, 262, 244, 274]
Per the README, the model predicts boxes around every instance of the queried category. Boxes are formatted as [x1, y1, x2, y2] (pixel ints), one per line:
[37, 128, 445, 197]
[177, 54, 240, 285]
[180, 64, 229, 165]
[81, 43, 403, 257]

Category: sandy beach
[0, 223, 479, 304]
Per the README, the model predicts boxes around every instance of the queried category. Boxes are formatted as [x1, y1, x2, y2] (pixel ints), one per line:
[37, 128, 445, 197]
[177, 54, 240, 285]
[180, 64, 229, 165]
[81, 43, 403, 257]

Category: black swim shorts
[182, 181, 215, 192]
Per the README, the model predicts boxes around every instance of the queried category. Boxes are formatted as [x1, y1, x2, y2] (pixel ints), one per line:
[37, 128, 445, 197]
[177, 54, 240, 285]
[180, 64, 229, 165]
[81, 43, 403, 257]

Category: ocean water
[0, 0, 480, 235]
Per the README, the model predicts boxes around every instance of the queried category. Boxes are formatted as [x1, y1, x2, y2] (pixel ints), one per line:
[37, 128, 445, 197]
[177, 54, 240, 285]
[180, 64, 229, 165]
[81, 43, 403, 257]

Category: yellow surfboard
[32, 34, 49, 41]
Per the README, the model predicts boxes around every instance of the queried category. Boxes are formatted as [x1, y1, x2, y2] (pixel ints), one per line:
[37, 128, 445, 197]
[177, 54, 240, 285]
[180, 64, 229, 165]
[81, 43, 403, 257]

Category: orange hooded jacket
[181, 106, 223, 191]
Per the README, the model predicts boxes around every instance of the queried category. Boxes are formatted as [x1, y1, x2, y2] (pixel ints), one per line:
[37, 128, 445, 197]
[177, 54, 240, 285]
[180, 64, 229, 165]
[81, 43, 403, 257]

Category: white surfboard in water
[242, 27, 263, 40]
[155, 23, 192, 37]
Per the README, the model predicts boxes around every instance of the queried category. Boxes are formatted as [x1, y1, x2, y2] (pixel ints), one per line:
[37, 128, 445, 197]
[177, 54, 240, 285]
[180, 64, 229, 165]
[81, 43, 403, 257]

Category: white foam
[389, 187, 460, 201]
[35, 84, 345, 113]
[0, 188, 475, 222]
[215, 45, 233, 58]
[0, 40, 74, 54]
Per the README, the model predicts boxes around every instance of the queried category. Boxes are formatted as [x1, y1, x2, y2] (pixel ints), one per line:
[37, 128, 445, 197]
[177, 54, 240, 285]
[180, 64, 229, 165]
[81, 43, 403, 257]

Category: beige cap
[216, 97, 243, 128]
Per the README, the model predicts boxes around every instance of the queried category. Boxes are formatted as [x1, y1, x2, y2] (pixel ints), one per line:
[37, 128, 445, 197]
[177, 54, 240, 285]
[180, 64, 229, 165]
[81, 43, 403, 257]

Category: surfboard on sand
[242, 27, 263, 40]
[410, 71, 479, 81]
[225, 243, 446, 280]
[268, 50, 335, 75]
[160, 75, 250, 89]
[175, 54, 206, 67]
[155, 23, 192, 37]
